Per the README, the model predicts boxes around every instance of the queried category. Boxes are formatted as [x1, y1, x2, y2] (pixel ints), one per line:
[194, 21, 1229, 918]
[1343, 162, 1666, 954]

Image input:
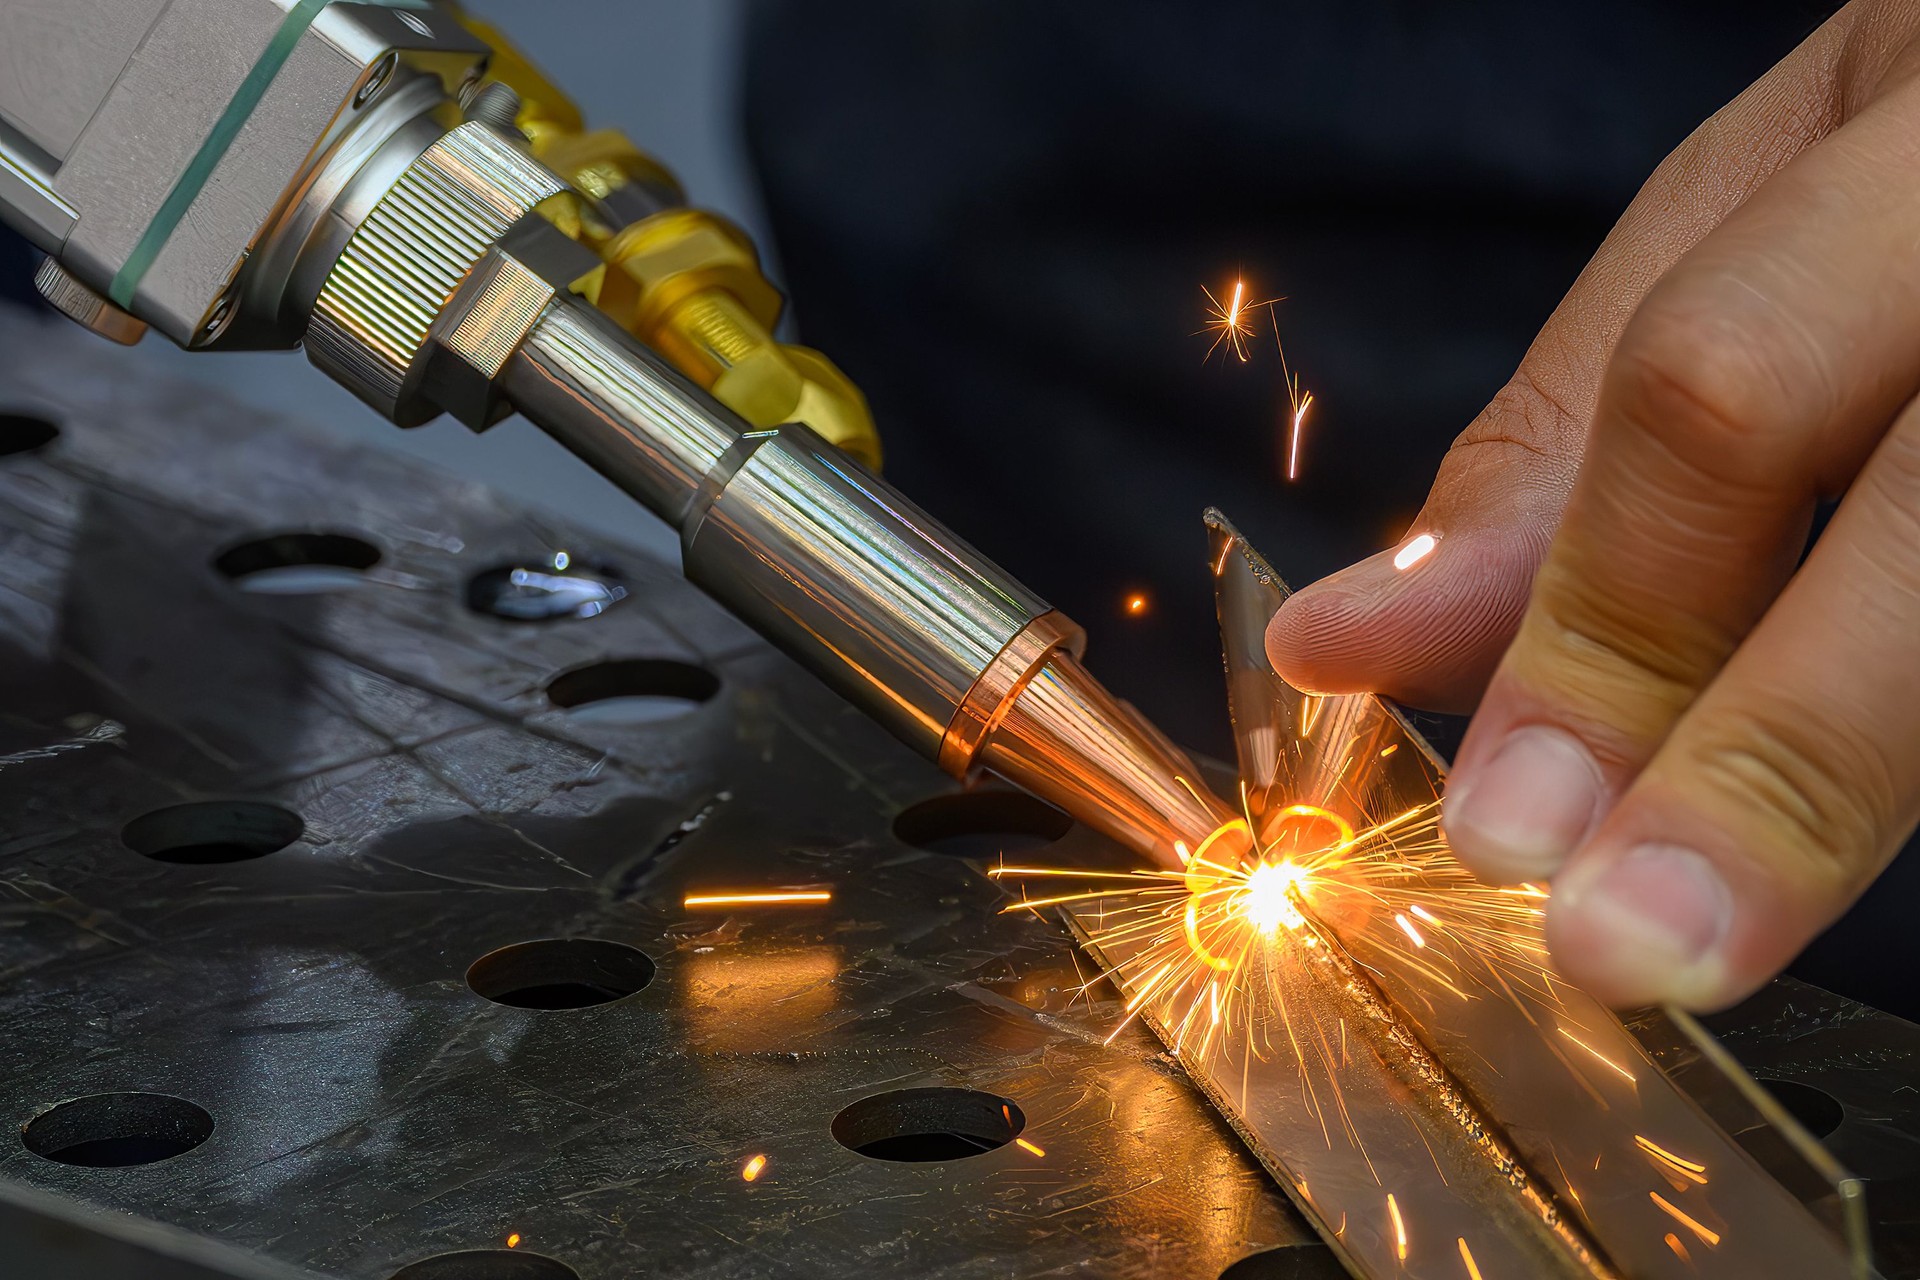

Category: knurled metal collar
[305, 122, 567, 424]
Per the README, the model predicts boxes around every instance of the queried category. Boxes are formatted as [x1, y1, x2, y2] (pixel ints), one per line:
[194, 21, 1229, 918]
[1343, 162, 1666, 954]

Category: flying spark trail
[1387, 1192, 1409, 1261]
[683, 889, 833, 908]
[1634, 1134, 1708, 1185]
[1270, 301, 1315, 482]
[1650, 1191, 1722, 1247]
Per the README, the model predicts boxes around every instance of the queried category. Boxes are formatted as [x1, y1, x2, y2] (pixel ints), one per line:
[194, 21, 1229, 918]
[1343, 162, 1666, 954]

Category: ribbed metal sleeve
[305, 122, 565, 421]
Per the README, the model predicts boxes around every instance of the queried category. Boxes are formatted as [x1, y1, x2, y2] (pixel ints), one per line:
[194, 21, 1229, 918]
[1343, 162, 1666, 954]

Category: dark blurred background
[9, 0, 1909, 1012]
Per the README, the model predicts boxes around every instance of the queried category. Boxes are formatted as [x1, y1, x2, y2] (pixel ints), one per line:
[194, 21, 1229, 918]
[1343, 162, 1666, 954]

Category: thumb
[1266, 385, 1570, 713]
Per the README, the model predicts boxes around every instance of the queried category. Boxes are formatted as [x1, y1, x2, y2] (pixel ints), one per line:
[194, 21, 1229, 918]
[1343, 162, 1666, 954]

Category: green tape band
[108, 0, 435, 311]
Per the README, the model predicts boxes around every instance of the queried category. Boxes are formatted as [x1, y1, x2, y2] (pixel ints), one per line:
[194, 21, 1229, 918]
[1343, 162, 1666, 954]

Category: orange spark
[505, 1233, 521, 1249]
[1125, 593, 1149, 616]
[1185, 898, 1238, 970]
[1558, 1026, 1638, 1084]
[1015, 1138, 1046, 1157]
[684, 890, 832, 908]
[1285, 391, 1314, 482]
[1457, 1237, 1484, 1280]
[1635, 1134, 1708, 1184]
[1379, 744, 1399, 759]
[1650, 1191, 1721, 1246]
[742, 1153, 768, 1182]
[1394, 913, 1427, 948]
[1199, 278, 1266, 364]
[1386, 1192, 1408, 1261]
[1665, 1232, 1692, 1262]
[1393, 532, 1438, 571]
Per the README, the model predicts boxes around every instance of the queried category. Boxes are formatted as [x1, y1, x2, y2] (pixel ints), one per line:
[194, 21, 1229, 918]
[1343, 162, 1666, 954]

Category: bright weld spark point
[1016, 1138, 1046, 1157]
[1393, 532, 1438, 571]
[742, 1154, 768, 1182]
[1409, 903, 1440, 925]
[683, 890, 832, 908]
[1386, 1193, 1408, 1262]
[1650, 1192, 1721, 1246]
[552, 550, 570, 571]
[1125, 593, 1149, 615]
[505, 1233, 521, 1249]
[1558, 1026, 1638, 1083]
[1458, 1238, 1484, 1280]
[1242, 861, 1309, 934]
[1394, 913, 1427, 948]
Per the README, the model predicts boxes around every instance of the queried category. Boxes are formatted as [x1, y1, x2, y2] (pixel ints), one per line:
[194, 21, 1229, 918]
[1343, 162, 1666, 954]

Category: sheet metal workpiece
[1059, 514, 1875, 1279]
[0, 307, 1917, 1280]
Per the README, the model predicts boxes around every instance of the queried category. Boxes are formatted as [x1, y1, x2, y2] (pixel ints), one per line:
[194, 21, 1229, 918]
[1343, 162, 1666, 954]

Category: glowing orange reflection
[682, 947, 842, 1054]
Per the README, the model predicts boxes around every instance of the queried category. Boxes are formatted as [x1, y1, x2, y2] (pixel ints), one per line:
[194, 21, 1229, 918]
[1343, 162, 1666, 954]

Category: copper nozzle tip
[975, 651, 1237, 868]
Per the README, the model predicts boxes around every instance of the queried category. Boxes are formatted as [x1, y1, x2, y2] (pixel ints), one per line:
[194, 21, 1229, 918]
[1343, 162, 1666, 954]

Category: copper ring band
[937, 610, 1087, 777]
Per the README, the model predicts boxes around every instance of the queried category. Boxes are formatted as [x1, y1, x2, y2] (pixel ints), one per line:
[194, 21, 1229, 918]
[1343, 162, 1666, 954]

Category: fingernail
[1556, 843, 1733, 985]
[1443, 726, 1603, 880]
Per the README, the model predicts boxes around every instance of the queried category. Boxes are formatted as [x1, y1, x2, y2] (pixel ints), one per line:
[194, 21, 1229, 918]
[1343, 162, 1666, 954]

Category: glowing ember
[505, 1233, 521, 1249]
[741, 1153, 768, 1182]
[1392, 532, 1438, 571]
[683, 890, 832, 909]
[1125, 593, 1149, 615]
[1015, 1138, 1046, 1157]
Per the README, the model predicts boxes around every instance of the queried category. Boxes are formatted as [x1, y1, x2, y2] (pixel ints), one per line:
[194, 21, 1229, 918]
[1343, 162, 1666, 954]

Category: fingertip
[1266, 529, 1541, 712]
[1265, 556, 1398, 696]
[1440, 725, 1604, 885]
[1546, 843, 1751, 1011]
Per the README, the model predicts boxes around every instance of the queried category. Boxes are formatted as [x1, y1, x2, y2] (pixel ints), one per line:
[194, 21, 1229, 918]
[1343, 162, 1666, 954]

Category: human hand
[1267, 0, 1920, 1011]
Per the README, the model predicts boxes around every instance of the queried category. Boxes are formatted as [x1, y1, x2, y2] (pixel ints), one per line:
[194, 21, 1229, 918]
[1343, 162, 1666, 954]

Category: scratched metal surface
[2, 303, 1920, 1280]
[0, 304, 1326, 1280]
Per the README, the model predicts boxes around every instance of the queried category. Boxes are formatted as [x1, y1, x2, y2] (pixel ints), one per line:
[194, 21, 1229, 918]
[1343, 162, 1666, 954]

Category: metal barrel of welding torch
[296, 117, 1233, 866]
